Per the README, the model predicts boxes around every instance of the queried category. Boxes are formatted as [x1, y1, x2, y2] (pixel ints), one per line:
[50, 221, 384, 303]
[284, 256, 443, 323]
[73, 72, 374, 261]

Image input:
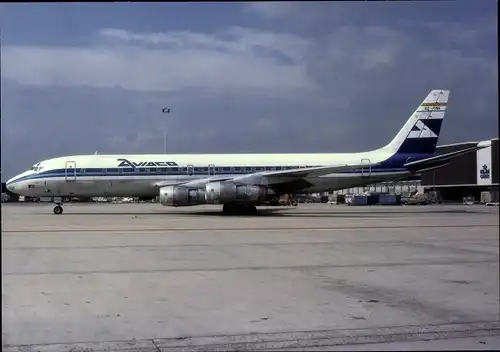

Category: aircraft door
[361, 158, 371, 177]
[65, 161, 77, 181]
[187, 165, 194, 176]
[208, 164, 215, 176]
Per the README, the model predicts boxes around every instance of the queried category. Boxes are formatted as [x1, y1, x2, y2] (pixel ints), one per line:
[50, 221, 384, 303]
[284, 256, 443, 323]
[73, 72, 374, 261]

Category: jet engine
[205, 181, 274, 204]
[159, 186, 206, 206]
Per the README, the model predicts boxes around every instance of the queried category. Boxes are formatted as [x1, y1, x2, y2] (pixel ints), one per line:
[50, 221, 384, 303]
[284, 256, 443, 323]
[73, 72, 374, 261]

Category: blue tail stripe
[396, 118, 443, 155]
[396, 138, 439, 154]
[423, 119, 443, 136]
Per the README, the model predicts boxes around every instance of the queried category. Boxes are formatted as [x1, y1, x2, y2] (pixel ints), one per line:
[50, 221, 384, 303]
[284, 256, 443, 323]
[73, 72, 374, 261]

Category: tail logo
[407, 120, 438, 139]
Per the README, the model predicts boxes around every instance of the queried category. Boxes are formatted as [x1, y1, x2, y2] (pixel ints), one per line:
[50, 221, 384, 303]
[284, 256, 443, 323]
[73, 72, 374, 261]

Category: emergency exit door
[65, 161, 77, 181]
[361, 158, 371, 177]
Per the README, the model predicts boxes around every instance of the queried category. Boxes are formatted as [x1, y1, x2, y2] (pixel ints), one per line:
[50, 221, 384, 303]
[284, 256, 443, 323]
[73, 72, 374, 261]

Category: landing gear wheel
[53, 205, 63, 215]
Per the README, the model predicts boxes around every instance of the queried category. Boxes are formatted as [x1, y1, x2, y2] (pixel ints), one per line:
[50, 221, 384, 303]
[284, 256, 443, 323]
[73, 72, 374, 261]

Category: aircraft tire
[53, 205, 63, 215]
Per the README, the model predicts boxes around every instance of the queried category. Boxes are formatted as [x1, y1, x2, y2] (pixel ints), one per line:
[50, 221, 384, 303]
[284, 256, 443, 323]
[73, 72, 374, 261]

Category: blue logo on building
[479, 164, 490, 179]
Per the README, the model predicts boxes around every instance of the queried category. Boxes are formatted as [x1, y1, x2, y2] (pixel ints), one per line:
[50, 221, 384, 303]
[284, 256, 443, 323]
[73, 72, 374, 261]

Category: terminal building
[420, 137, 498, 202]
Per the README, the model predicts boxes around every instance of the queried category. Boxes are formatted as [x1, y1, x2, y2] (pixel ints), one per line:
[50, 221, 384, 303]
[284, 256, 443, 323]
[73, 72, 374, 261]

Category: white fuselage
[6, 151, 411, 199]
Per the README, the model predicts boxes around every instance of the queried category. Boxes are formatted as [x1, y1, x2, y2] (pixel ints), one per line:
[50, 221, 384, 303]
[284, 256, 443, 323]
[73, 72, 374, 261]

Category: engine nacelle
[205, 181, 274, 204]
[159, 186, 206, 206]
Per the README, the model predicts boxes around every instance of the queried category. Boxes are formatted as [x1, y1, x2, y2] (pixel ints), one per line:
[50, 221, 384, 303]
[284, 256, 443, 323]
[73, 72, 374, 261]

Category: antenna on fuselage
[94, 151, 99, 155]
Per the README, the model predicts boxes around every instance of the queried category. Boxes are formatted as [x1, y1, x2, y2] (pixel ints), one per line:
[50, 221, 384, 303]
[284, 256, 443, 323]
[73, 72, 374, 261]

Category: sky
[1, 1, 498, 180]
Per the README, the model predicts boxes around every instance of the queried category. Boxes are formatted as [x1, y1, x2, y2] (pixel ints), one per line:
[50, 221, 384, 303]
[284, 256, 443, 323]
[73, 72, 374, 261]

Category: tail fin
[382, 90, 449, 155]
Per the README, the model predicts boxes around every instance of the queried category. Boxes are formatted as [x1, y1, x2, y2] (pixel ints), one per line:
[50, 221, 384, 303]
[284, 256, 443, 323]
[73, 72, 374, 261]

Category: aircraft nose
[6, 177, 20, 193]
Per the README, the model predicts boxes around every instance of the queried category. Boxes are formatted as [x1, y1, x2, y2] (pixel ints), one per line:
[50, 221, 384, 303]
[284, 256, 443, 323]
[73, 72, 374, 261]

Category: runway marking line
[3, 321, 499, 351]
[3, 223, 498, 234]
[3, 258, 496, 276]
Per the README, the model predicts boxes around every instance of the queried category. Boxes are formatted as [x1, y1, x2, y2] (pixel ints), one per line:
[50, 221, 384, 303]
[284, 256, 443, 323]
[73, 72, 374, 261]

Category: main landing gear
[53, 204, 63, 215]
[222, 203, 257, 215]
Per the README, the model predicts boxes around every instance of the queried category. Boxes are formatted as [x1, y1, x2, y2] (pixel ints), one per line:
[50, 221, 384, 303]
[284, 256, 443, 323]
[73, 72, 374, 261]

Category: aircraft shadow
[159, 209, 478, 218]
[40, 207, 480, 218]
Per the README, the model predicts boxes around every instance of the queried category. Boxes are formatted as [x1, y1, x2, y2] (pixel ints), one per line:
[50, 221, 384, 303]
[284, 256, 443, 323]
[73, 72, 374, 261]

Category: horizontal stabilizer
[403, 141, 490, 172]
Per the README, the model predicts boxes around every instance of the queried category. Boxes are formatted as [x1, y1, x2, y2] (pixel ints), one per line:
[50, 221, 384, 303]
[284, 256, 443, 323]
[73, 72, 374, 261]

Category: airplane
[6, 89, 490, 215]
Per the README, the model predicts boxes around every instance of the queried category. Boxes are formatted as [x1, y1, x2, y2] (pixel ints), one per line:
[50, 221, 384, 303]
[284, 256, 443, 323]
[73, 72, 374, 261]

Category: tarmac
[2, 202, 499, 351]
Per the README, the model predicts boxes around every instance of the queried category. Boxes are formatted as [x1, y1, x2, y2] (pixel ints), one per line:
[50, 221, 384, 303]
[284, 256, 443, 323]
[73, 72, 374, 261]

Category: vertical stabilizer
[382, 90, 449, 155]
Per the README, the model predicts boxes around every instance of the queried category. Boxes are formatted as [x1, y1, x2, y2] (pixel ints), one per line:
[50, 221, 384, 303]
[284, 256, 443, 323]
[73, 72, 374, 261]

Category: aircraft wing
[404, 140, 491, 172]
[230, 163, 367, 185]
[154, 163, 370, 189]
[154, 175, 233, 188]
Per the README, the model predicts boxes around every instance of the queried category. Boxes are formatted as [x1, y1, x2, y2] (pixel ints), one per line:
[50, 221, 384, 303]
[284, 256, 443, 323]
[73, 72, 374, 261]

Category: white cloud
[2, 24, 409, 98]
[99, 26, 312, 62]
[2, 27, 316, 95]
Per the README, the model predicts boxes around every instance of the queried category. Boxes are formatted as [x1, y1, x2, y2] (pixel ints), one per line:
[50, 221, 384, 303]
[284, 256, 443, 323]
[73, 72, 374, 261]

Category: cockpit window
[29, 163, 42, 172]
